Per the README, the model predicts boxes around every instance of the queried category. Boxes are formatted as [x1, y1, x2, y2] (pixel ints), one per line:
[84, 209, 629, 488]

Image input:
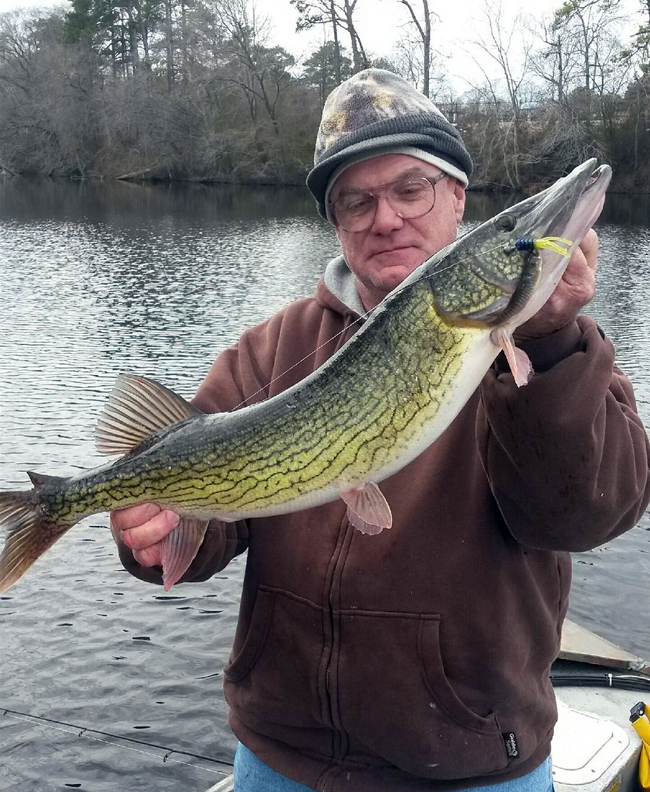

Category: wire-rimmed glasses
[329, 172, 447, 232]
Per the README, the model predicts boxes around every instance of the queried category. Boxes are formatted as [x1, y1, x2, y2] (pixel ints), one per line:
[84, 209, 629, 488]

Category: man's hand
[111, 503, 180, 568]
[515, 229, 598, 342]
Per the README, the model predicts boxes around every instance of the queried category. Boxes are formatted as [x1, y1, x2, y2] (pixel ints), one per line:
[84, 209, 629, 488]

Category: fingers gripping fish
[0, 159, 612, 593]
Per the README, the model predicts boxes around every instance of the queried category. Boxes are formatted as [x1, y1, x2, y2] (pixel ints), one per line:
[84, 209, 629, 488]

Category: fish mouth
[519, 158, 611, 243]
[497, 158, 612, 329]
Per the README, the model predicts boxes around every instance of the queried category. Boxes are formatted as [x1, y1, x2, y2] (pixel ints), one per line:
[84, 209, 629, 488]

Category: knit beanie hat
[307, 69, 473, 221]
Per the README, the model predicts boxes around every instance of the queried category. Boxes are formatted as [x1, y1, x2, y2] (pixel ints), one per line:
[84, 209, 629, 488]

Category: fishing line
[0, 549, 234, 786]
[227, 236, 574, 412]
[1, 706, 234, 775]
[226, 243, 505, 412]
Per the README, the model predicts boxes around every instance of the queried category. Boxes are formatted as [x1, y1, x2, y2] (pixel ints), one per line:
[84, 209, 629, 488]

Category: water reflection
[3, 176, 648, 227]
[1, 178, 650, 791]
[463, 186, 650, 228]
[0, 175, 318, 224]
[599, 191, 650, 226]
[587, 225, 650, 412]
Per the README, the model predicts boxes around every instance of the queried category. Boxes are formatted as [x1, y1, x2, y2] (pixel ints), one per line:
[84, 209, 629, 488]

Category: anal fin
[159, 517, 210, 591]
[340, 482, 392, 536]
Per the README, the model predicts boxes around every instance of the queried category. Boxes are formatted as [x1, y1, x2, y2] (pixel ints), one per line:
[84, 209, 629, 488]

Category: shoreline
[2, 169, 649, 196]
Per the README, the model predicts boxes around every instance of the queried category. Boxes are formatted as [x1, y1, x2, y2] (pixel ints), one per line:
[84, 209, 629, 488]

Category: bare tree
[391, 29, 450, 103]
[466, 0, 532, 189]
[550, 0, 624, 98]
[164, 0, 174, 89]
[214, 0, 295, 134]
[290, 0, 368, 73]
[632, 0, 650, 65]
[0, 10, 104, 176]
[395, 0, 435, 96]
[528, 12, 581, 104]
[339, 0, 367, 71]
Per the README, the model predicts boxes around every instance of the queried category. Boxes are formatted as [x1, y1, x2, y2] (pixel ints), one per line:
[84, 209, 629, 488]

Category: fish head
[423, 158, 612, 329]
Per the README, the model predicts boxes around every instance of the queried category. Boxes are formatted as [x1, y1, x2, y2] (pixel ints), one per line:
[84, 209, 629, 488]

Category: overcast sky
[0, 0, 642, 93]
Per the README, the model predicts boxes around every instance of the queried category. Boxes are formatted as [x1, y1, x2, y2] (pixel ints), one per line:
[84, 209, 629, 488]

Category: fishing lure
[504, 236, 573, 256]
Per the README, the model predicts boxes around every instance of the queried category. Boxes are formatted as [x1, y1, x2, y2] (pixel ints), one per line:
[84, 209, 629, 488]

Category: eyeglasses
[329, 173, 447, 232]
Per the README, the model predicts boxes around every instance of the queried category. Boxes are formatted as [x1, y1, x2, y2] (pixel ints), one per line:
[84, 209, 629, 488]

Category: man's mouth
[372, 244, 414, 256]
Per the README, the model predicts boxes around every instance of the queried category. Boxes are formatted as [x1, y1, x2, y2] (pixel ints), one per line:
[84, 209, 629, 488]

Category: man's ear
[453, 180, 466, 225]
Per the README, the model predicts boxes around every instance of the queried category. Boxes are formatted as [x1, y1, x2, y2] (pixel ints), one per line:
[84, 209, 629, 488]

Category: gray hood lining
[323, 256, 367, 317]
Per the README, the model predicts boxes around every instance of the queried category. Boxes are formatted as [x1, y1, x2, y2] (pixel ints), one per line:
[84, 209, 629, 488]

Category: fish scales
[39, 280, 472, 525]
[209, 289, 458, 510]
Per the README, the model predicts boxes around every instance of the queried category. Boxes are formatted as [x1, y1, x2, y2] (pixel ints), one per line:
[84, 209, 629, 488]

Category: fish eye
[494, 214, 517, 232]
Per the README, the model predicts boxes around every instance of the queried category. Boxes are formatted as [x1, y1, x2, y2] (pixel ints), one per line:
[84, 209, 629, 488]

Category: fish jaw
[499, 159, 612, 331]
[478, 159, 611, 380]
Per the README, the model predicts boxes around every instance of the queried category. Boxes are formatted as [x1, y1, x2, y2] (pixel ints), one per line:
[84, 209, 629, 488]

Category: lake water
[0, 177, 649, 791]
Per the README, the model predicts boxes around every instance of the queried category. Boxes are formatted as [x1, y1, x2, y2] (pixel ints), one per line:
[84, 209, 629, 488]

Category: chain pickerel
[0, 159, 612, 592]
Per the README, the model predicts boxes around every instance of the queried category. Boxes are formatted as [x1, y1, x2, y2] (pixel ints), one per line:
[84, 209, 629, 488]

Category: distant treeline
[0, 0, 648, 193]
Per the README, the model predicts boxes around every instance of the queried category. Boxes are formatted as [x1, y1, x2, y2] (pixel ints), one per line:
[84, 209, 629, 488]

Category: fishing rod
[2, 706, 234, 773]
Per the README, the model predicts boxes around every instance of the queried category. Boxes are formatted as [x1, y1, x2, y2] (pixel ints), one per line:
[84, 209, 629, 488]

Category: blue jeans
[233, 743, 554, 792]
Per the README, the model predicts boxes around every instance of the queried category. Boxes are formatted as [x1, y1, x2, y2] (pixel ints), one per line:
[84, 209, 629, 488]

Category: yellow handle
[634, 715, 650, 742]
[631, 703, 650, 791]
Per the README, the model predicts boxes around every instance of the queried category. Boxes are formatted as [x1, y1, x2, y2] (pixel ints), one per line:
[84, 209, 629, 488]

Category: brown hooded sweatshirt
[119, 255, 650, 792]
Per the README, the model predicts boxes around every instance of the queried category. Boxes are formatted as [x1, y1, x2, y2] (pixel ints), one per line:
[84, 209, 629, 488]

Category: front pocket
[223, 586, 275, 683]
[224, 586, 327, 735]
[336, 611, 508, 779]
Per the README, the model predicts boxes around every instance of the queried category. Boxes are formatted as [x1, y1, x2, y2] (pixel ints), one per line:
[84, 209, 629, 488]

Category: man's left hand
[515, 229, 598, 342]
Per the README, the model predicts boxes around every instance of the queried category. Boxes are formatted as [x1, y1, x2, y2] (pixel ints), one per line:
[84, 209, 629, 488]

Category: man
[113, 70, 650, 792]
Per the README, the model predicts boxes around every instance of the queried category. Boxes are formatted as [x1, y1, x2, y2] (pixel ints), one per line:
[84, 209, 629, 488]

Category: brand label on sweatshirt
[502, 732, 519, 759]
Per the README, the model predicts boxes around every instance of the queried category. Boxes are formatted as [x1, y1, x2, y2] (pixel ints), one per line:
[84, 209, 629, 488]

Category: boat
[204, 778, 235, 792]
[552, 619, 649, 792]
[203, 619, 650, 792]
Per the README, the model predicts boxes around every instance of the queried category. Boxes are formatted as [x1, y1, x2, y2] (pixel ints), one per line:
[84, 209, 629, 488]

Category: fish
[0, 158, 612, 593]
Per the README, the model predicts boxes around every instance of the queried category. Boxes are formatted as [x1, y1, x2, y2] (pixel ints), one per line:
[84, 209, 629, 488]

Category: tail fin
[0, 490, 70, 593]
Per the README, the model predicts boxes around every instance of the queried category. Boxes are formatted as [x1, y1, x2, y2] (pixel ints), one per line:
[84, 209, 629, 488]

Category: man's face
[331, 154, 466, 311]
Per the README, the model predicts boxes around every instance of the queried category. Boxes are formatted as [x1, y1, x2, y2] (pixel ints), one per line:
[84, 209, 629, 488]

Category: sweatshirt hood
[318, 255, 367, 318]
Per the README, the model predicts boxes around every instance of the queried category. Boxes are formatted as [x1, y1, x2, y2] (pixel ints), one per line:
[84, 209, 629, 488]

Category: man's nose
[370, 194, 404, 234]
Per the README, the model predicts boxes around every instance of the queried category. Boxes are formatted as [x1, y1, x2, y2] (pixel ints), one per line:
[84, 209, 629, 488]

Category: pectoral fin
[340, 482, 392, 535]
[492, 328, 534, 387]
[159, 517, 210, 591]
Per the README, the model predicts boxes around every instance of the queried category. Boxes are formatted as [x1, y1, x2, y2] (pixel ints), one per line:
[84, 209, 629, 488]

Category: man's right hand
[111, 504, 180, 568]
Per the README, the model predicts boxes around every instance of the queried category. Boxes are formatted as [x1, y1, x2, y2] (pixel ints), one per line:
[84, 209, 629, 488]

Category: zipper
[325, 571, 336, 694]
[321, 514, 353, 759]
[316, 315, 361, 791]
[322, 317, 357, 739]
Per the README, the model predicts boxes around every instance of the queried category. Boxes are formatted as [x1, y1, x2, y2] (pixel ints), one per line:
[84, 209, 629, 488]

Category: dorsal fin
[27, 471, 65, 489]
[95, 373, 202, 456]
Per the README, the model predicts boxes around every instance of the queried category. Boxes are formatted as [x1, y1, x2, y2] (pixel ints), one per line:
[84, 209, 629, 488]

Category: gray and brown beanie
[307, 69, 473, 221]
